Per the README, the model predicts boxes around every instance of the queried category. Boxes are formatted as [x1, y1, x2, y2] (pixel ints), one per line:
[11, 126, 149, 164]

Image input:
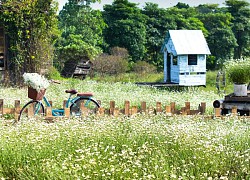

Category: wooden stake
[124, 101, 130, 116]
[0, 99, 3, 116]
[141, 101, 146, 114]
[110, 101, 115, 115]
[214, 108, 221, 117]
[97, 107, 105, 116]
[200, 102, 206, 115]
[64, 108, 70, 117]
[181, 107, 187, 115]
[232, 106, 237, 115]
[131, 106, 138, 115]
[170, 102, 175, 114]
[185, 102, 190, 115]
[49, 101, 53, 107]
[165, 105, 171, 115]
[156, 102, 162, 113]
[14, 100, 20, 120]
[46, 107, 52, 117]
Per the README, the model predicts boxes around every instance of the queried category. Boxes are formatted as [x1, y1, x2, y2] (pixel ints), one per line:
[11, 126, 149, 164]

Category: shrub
[132, 61, 157, 74]
[93, 54, 129, 75]
[45, 66, 63, 80]
[110, 47, 129, 59]
[224, 58, 250, 84]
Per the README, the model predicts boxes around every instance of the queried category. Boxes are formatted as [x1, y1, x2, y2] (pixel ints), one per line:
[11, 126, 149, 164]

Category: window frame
[188, 54, 197, 65]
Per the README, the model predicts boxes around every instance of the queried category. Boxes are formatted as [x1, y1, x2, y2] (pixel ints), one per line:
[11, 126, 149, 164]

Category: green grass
[0, 76, 247, 179]
[0, 116, 249, 179]
[87, 72, 164, 83]
[88, 71, 234, 93]
[0, 78, 221, 113]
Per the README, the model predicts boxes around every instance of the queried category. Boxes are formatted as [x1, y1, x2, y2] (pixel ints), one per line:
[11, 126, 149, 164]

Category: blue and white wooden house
[161, 30, 211, 86]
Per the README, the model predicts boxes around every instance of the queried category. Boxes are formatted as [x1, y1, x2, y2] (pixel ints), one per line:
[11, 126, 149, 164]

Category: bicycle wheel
[18, 100, 45, 122]
[70, 98, 100, 116]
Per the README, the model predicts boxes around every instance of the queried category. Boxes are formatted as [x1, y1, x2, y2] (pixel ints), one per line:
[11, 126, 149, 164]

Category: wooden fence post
[232, 106, 237, 115]
[110, 101, 115, 115]
[214, 108, 221, 117]
[64, 108, 70, 117]
[156, 102, 162, 113]
[181, 107, 187, 115]
[185, 102, 190, 115]
[131, 106, 138, 115]
[49, 101, 53, 107]
[141, 101, 146, 114]
[14, 100, 20, 120]
[114, 108, 120, 116]
[170, 102, 175, 114]
[97, 107, 105, 116]
[28, 103, 34, 117]
[124, 101, 130, 116]
[200, 102, 206, 115]
[80, 101, 88, 116]
[46, 107, 52, 117]
[165, 105, 171, 115]
[0, 99, 3, 116]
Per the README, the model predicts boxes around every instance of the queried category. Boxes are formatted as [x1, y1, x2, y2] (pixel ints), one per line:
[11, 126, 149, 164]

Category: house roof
[162, 30, 211, 55]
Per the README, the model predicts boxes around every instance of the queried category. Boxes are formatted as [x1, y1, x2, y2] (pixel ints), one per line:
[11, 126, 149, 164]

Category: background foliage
[0, 0, 249, 83]
[0, 0, 59, 84]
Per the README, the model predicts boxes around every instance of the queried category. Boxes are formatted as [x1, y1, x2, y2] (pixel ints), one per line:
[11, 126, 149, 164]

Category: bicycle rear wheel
[18, 100, 45, 122]
[70, 97, 100, 116]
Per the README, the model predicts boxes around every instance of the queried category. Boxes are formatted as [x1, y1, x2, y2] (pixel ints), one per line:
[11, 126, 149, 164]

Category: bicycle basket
[28, 87, 46, 100]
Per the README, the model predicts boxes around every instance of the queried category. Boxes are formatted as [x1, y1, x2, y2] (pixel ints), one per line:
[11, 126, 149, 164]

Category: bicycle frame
[42, 94, 93, 116]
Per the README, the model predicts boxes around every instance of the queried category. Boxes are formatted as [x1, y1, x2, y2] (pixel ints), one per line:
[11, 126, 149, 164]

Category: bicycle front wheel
[70, 98, 100, 116]
[18, 100, 45, 122]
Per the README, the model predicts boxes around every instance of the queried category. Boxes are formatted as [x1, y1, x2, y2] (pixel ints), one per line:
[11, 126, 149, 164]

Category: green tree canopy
[0, 0, 59, 84]
[198, 10, 237, 69]
[142, 3, 176, 69]
[226, 0, 250, 58]
[56, 0, 106, 77]
[103, 0, 147, 62]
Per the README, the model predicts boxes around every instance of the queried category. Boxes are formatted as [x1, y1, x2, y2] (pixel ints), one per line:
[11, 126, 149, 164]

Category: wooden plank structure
[0, 99, 207, 120]
[1, 99, 250, 120]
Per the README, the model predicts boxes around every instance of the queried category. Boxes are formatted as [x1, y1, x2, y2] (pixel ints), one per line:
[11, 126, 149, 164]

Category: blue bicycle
[18, 87, 100, 121]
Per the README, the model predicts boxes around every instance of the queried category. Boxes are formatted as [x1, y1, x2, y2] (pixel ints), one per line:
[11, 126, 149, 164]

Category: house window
[0, 27, 5, 70]
[172, 56, 177, 65]
[188, 55, 197, 65]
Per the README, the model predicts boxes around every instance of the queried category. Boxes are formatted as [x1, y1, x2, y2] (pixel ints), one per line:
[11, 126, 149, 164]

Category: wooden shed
[161, 30, 211, 86]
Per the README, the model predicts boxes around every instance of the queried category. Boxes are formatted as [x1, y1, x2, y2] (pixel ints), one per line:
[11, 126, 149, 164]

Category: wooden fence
[1, 99, 249, 120]
[0, 99, 207, 119]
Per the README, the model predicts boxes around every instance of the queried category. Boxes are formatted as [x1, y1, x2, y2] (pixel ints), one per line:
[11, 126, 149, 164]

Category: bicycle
[18, 82, 100, 122]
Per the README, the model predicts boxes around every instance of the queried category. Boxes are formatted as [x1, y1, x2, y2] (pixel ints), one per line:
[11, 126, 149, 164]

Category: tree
[56, 0, 106, 77]
[142, 3, 176, 69]
[167, 7, 207, 33]
[198, 9, 237, 69]
[103, 0, 147, 62]
[0, 0, 59, 84]
[226, 0, 250, 59]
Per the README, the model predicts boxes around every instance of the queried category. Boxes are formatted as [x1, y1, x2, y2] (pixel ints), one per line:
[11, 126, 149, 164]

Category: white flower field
[0, 80, 249, 179]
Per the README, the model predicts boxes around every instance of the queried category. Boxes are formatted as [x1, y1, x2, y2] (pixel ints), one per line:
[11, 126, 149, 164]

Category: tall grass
[0, 79, 222, 114]
[0, 78, 247, 179]
[0, 115, 249, 179]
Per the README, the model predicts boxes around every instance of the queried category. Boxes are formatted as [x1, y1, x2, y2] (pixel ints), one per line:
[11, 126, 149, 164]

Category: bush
[93, 54, 129, 75]
[45, 66, 62, 80]
[224, 58, 250, 84]
[132, 61, 157, 74]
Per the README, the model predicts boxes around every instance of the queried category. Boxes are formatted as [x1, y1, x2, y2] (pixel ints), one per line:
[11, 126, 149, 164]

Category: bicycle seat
[65, 89, 78, 94]
[77, 92, 93, 97]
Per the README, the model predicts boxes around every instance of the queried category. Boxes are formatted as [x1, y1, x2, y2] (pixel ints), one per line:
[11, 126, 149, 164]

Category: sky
[57, 0, 231, 11]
